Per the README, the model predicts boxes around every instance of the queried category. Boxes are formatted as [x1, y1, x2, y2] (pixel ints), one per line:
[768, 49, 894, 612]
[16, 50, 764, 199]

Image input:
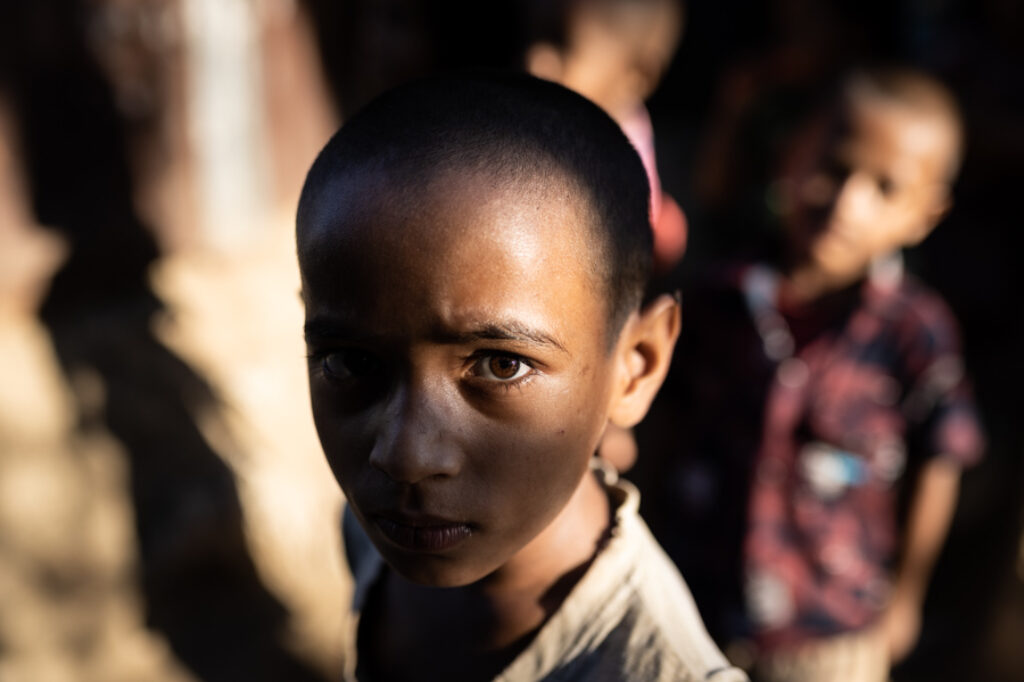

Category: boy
[296, 73, 747, 681]
[639, 69, 985, 681]
[524, 0, 688, 273]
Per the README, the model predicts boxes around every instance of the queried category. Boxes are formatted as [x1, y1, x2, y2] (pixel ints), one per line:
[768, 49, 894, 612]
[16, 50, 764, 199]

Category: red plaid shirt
[640, 262, 984, 650]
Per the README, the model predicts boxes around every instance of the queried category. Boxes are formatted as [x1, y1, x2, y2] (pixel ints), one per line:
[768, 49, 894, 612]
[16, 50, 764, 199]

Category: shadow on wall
[1, 2, 325, 680]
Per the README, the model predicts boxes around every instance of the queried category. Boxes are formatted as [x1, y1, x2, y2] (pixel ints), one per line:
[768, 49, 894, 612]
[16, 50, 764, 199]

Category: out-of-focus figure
[638, 68, 985, 682]
[523, 0, 688, 275]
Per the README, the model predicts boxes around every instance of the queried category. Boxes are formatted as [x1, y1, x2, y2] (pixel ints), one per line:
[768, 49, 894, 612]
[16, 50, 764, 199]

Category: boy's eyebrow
[304, 316, 355, 341]
[452, 322, 568, 354]
[304, 316, 567, 354]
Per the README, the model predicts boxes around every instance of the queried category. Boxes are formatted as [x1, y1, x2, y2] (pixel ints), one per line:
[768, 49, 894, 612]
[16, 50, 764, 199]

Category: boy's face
[300, 168, 621, 587]
[782, 97, 954, 287]
[558, 0, 681, 116]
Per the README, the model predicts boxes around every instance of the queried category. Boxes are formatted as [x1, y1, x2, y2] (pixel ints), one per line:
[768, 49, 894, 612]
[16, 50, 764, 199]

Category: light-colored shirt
[341, 462, 748, 681]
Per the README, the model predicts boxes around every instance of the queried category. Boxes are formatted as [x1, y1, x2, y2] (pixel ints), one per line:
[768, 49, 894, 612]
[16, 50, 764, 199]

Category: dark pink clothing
[619, 107, 687, 271]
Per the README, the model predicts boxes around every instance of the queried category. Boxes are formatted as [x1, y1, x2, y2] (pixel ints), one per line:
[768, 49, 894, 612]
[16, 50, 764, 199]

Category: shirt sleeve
[900, 290, 986, 468]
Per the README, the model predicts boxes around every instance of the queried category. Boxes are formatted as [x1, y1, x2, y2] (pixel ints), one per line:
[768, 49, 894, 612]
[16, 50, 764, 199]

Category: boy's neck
[371, 466, 612, 678]
[782, 250, 904, 307]
[781, 262, 858, 305]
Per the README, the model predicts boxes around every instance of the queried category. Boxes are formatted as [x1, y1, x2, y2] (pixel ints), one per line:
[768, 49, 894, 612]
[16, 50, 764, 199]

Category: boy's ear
[525, 43, 566, 84]
[904, 183, 952, 246]
[608, 293, 681, 429]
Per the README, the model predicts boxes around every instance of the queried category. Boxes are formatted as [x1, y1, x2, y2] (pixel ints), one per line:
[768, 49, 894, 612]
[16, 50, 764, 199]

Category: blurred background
[0, 1, 1020, 681]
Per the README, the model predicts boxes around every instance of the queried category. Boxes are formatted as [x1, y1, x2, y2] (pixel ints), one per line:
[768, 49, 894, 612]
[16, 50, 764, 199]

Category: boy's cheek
[485, 379, 610, 452]
[464, 373, 595, 423]
[309, 398, 376, 477]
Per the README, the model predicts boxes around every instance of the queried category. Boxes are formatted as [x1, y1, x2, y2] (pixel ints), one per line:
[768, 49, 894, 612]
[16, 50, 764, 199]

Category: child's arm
[883, 456, 962, 662]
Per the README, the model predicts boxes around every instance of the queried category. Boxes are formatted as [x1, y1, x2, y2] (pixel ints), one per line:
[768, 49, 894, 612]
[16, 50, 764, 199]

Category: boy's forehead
[300, 163, 599, 266]
[838, 97, 957, 178]
[299, 164, 607, 303]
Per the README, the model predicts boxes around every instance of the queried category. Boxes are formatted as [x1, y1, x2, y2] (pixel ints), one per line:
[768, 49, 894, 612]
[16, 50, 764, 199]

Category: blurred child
[296, 73, 747, 681]
[640, 68, 985, 681]
[524, 0, 688, 274]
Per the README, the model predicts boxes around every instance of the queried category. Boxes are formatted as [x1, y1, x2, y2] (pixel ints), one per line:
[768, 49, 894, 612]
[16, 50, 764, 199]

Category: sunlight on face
[299, 168, 620, 587]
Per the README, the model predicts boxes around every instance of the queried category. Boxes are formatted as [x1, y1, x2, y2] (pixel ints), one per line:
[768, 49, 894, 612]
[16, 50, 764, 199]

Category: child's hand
[882, 591, 922, 663]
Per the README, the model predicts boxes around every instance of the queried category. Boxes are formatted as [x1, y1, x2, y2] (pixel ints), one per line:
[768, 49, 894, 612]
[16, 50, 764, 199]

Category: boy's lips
[372, 512, 474, 552]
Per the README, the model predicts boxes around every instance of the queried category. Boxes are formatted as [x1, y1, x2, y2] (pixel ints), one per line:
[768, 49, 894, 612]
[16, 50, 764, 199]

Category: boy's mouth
[373, 513, 473, 552]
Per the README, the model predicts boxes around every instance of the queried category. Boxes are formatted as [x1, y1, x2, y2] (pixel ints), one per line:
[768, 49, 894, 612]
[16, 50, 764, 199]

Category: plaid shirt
[641, 261, 984, 650]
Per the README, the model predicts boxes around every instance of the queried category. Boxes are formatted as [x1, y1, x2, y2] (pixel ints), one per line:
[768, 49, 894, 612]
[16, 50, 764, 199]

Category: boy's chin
[804, 240, 872, 286]
[380, 548, 499, 589]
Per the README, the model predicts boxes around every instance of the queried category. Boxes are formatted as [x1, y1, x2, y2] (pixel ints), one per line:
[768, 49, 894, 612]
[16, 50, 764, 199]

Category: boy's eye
[801, 172, 839, 207]
[474, 354, 533, 382]
[875, 175, 895, 197]
[322, 349, 382, 380]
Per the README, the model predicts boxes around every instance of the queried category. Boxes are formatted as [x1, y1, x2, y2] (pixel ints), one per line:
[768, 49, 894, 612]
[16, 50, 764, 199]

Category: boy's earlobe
[608, 294, 682, 429]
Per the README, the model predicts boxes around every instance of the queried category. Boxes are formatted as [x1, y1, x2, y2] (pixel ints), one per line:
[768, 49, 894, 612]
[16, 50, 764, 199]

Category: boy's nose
[832, 172, 875, 222]
[368, 382, 463, 484]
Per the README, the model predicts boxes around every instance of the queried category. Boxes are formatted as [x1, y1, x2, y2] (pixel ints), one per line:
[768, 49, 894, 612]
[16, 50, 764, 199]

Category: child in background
[524, 0, 688, 274]
[296, 73, 747, 682]
[640, 68, 984, 682]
